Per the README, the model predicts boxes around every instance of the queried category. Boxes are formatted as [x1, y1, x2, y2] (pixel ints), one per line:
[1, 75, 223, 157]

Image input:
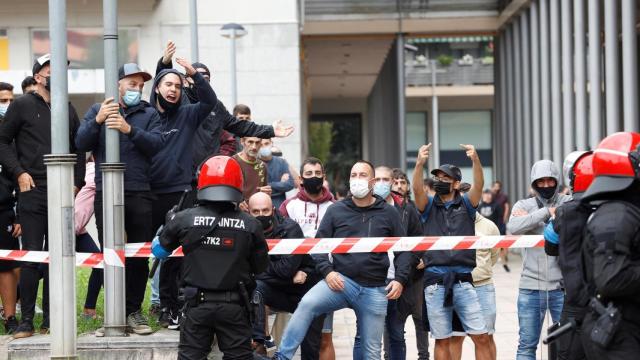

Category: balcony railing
[304, 0, 499, 17]
[405, 59, 494, 87]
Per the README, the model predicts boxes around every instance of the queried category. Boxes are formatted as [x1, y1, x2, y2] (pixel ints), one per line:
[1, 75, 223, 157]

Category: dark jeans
[179, 301, 253, 360]
[151, 191, 185, 313]
[17, 187, 49, 322]
[76, 233, 103, 310]
[252, 280, 324, 360]
[95, 191, 154, 316]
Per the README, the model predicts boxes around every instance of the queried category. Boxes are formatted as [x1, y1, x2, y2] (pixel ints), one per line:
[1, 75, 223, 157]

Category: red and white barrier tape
[0, 235, 544, 268]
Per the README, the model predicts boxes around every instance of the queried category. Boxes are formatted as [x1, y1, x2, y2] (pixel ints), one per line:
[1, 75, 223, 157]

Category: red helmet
[571, 153, 594, 195]
[582, 132, 640, 200]
[197, 156, 244, 202]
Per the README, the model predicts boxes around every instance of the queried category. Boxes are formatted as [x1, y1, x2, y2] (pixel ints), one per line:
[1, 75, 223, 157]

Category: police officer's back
[153, 155, 269, 360]
[579, 133, 640, 360]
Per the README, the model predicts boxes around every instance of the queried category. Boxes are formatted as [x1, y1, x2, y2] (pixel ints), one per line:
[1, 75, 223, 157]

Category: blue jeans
[383, 298, 406, 360]
[424, 282, 487, 339]
[516, 289, 564, 360]
[274, 275, 388, 360]
[150, 260, 161, 306]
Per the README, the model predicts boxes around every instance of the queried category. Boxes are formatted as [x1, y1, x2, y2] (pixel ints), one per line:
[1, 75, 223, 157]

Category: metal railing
[406, 59, 494, 87]
[304, 0, 499, 16]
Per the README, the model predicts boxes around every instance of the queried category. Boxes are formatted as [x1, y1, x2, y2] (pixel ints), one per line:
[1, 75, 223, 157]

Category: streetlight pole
[220, 23, 247, 107]
[189, 0, 199, 62]
[102, 0, 127, 337]
[431, 59, 440, 168]
[46, 0, 77, 357]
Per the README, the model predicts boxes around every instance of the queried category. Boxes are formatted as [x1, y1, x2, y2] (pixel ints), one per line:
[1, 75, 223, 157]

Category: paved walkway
[301, 254, 555, 359]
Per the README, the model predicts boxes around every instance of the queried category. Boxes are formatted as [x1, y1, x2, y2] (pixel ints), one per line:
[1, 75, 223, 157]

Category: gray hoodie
[507, 160, 571, 290]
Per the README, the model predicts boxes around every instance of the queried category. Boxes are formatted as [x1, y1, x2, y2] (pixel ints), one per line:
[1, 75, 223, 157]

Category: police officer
[579, 132, 640, 359]
[152, 156, 269, 360]
[543, 151, 595, 360]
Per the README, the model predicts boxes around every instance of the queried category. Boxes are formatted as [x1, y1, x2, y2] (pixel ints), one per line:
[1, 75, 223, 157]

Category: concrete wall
[0, 0, 304, 167]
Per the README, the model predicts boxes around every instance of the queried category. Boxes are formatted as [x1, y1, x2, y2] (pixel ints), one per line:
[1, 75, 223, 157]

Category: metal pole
[498, 34, 508, 185]
[622, 0, 638, 132]
[505, 26, 516, 198]
[561, 0, 575, 156]
[531, 2, 542, 161]
[604, 0, 620, 134]
[513, 19, 524, 199]
[550, 0, 563, 166]
[540, 0, 552, 159]
[102, 0, 126, 337]
[588, 0, 602, 148]
[397, 34, 407, 171]
[47, 0, 77, 357]
[574, 0, 588, 150]
[493, 37, 500, 182]
[521, 11, 532, 186]
[431, 59, 440, 168]
[189, 0, 199, 62]
[230, 30, 238, 107]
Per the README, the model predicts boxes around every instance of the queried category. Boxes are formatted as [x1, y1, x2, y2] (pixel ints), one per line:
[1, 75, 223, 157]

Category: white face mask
[0, 103, 8, 117]
[350, 178, 371, 199]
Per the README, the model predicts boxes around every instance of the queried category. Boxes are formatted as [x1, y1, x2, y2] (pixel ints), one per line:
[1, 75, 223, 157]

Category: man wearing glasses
[412, 144, 492, 360]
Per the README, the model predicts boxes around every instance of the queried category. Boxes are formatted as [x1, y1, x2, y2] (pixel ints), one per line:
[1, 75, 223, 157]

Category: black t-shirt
[477, 201, 504, 227]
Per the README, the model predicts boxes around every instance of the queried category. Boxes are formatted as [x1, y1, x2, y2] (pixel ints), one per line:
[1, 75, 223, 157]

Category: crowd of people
[0, 40, 638, 360]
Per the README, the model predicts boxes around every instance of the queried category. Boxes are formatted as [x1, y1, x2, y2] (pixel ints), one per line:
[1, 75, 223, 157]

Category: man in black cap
[76, 63, 164, 335]
[0, 53, 85, 338]
[411, 143, 492, 360]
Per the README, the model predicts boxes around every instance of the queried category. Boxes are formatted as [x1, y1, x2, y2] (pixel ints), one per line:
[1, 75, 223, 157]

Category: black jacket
[313, 196, 412, 287]
[160, 202, 269, 291]
[256, 213, 318, 288]
[0, 92, 85, 189]
[582, 199, 640, 324]
[75, 100, 164, 192]
[149, 69, 217, 193]
[0, 115, 16, 212]
[155, 57, 275, 171]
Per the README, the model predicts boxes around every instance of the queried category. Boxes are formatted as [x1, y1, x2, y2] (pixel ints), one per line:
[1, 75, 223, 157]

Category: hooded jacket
[256, 213, 318, 290]
[507, 160, 571, 290]
[154, 58, 275, 169]
[0, 92, 85, 189]
[313, 196, 412, 287]
[279, 187, 334, 238]
[149, 69, 217, 193]
[76, 100, 163, 192]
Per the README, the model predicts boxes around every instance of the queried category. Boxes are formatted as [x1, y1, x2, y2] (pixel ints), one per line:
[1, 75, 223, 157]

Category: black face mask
[184, 84, 198, 103]
[256, 215, 273, 232]
[434, 180, 452, 196]
[43, 76, 51, 92]
[536, 185, 557, 200]
[302, 176, 323, 195]
[157, 92, 180, 114]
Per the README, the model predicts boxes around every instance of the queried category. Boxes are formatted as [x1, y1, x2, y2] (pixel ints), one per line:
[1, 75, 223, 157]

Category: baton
[543, 320, 575, 345]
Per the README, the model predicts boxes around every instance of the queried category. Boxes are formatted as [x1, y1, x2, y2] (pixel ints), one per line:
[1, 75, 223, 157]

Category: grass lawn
[0, 266, 164, 336]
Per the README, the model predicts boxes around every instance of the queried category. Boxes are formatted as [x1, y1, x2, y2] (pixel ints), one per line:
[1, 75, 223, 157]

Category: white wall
[0, 0, 304, 168]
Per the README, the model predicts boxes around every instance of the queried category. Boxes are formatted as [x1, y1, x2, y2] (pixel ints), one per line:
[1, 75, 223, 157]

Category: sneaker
[264, 336, 277, 353]
[4, 316, 18, 334]
[127, 310, 152, 335]
[149, 304, 161, 317]
[166, 311, 181, 331]
[503, 264, 511, 272]
[12, 320, 34, 339]
[158, 308, 171, 328]
[94, 327, 105, 337]
[40, 316, 50, 335]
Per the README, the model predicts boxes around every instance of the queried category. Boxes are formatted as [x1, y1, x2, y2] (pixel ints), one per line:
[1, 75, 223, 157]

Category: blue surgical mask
[0, 103, 8, 117]
[258, 147, 272, 159]
[373, 182, 392, 199]
[122, 90, 141, 107]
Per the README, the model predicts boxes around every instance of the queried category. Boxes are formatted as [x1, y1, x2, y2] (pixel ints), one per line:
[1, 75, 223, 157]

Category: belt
[198, 290, 242, 304]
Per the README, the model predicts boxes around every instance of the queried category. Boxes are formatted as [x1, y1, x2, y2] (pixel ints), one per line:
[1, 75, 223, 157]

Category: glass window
[31, 28, 139, 69]
[406, 112, 428, 151]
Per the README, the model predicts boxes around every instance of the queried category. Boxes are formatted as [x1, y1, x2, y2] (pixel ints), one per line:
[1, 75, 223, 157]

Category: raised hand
[176, 57, 196, 76]
[273, 120, 294, 138]
[416, 143, 432, 166]
[162, 40, 177, 65]
[460, 144, 479, 161]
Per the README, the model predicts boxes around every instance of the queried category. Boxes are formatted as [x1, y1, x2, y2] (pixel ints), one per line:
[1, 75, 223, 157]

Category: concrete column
[513, 18, 524, 198]
[574, 0, 588, 150]
[505, 26, 516, 198]
[190, 0, 199, 62]
[621, 0, 638, 132]
[498, 34, 509, 184]
[521, 10, 532, 186]
[531, 2, 542, 161]
[396, 34, 407, 171]
[562, 0, 575, 156]
[588, 0, 602, 148]
[604, 0, 621, 134]
[540, 0, 553, 160]
[550, 0, 563, 166]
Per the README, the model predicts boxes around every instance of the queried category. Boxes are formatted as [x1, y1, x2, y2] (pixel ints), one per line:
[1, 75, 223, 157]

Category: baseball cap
[118, 63, 152, 82]
[431, 164, 462, 182]
[32, 54, 70, 75]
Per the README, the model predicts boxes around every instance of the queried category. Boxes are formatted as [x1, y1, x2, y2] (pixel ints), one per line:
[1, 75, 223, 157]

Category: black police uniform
[580, 196, 640, 360]
[544, 200, 593, 360]
[159, 202, 269, 360]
